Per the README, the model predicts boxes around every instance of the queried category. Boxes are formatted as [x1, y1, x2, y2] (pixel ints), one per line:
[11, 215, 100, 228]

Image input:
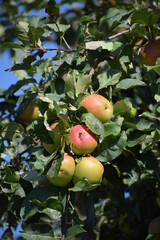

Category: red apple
[148, 216, 160, 235]
[43, 122, 61, 154]
[67, 124, 98, 155]
[81, 94, 113, 123]
[18, 101, 39, 123]
[73, 156, 104, 185]
[47, 153, 75, 187]
[139, 39, 160, 66]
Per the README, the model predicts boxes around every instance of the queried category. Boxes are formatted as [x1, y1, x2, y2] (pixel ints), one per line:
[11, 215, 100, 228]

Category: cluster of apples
[44, 94, 113, 189]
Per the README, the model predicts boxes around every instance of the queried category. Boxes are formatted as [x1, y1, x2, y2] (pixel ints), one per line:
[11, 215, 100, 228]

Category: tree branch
[108, 29, 130, 40]
[61, 190, 71, 240]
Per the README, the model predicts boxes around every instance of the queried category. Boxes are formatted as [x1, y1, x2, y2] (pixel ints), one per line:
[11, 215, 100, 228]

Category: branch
[30, 47, 76, 53]
[61, 190, 70, 240]
[108, 29, 130, 40]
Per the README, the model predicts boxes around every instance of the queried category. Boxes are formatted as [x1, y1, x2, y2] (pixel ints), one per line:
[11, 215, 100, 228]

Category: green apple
[81, 94, 113, 123]
[139, 39, 160, 66]
[18, 101, 39, 123]
[73, 156, 104, 186]
[114, 98, 137, 120]
[148, 216, 160, 235]
[67, 124, 98, 155]
[43, 122, 61, 154]
[47, 153, 75, 187]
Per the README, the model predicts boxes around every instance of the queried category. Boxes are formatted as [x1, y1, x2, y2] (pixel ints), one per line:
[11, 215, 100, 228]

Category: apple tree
[0, 0, 160, 239]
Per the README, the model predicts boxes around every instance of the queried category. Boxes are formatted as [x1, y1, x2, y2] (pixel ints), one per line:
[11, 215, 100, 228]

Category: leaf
[85, 41, 122, 51]
[81, 113, 104, 139]
[65, 70, 91, 100]
[115, 78, 146, 91]
[98, 71, 121, 90]
[32, 197, 62, 220]
[1, 122, 24, 140]
[1, 42, 24, 50]
[103, 122, 121, 138]
[15, 21, 30, 46]
[47, 23, 70, 34]
[20, 183, 60, 221]
[96, 131, 127, 163]
[21, 224, 54, 240]
[69, 178, 100, 192]
[6, 79, 36, 96]
[45, 0, 59, 17]
[66, 225, 85, 239]
[131, 9, 159, 26]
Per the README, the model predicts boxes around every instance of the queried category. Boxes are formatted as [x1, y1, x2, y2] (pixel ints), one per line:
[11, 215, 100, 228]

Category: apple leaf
[15, 21, 30, 46]
[81, 113, 104, 139]
[1, 122, 24, 140]
[115, 78, 146, 92]
[69, 178, 100, 192]
[96, 131, 127, 163]
[21, 223, 55, 240]
[20, 183, 60, 221]
[66, 225, 85, 239]
[65, 70, 91, 100]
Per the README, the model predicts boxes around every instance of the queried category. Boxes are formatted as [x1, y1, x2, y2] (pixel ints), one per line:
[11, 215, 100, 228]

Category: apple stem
[61, 190, 71, 240]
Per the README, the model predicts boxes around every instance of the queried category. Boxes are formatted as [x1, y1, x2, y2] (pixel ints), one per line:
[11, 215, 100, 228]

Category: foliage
[0, 0, 160, 239]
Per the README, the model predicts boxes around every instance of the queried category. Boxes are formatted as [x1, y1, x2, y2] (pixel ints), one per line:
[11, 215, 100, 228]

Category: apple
[47, 153, 75, 187]
[67, 124, 98, 155]
[81, 94, 113, 123]
[43, 122, 61, 154]
[148, 216, 160, 235]
[18, 101, 39, 123]
[139, 39, 160, 66]
[114, 98, 137, 120]
[73, 156, 104, 186]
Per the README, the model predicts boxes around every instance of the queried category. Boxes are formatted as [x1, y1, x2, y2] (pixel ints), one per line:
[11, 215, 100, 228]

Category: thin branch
[61, 190, 71, 240]
[30, 47, 76, 53]
[108, 29, 130, 40]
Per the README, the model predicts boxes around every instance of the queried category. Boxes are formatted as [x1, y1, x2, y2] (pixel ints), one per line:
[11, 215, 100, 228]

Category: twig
[108, 29, 130, 40]
[30, 47, 76, 53]
[61, 190, 70, 240]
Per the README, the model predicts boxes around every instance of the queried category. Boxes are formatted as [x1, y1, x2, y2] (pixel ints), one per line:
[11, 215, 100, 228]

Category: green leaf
[96, 131, 127, 163]
[45, 0, 59, 17]
[6, 79, 36, 96]
[32, 197, 62, 220]
[1, 122, 24, 140]
[47, 23, 70, 34]
[98, 71, 121, 90]
[21, 224, 55, 240]
[115, 78, 146, 92]
[85, 41, 122, 51]
[1, 42, 24, 50]
[81, 113, 104, 138]
[66, 225, 85, 239]
[15, 21, 30, 46]
[65, 70, 91, 100]
[69, 178, 100, 192]
[20, 183, 60, 221]
[103, 122, 121, 138]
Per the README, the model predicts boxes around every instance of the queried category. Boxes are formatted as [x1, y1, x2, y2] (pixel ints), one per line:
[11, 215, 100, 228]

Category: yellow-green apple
[114, 98, 137, 120]
[67, 124, 98, 155]
[81, 94, 113, 123]
[139, 39, 160, 66]
[43, 122, 61, 154]
[148, 216, 160, 235]
[18, 101, 39, 123]
[47, 153, 75, 187]
[73, 156, 104, 185]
